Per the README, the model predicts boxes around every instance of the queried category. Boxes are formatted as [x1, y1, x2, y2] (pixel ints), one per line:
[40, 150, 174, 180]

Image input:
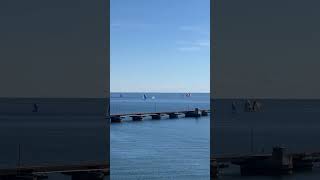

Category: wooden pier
[211, 147, 320, 177]
[0, 163, 109, 180]
[110, 108, 210, 123]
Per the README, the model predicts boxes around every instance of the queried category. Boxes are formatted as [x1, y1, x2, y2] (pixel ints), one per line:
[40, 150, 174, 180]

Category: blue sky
[111, 0, 210, 93]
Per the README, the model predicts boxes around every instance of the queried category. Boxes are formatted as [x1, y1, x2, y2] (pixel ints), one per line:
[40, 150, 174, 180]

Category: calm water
[3, 96, 320, 179]
[0, 98, 109, 180]
[110, 93, 210, 180]
[212, 99, 320, 179]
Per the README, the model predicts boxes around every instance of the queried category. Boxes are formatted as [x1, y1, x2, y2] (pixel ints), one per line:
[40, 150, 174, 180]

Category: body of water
[212, 99, 320, 179]
[110, 93, 210, 180]
[0, 98, 109, 180]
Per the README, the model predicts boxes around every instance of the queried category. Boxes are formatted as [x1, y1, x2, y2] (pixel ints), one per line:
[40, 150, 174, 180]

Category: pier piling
[168, 113, 179, 119]
[110, 116, 122, 123]
[150, 114, 161, 120]
[130, 115, 144, 121]
[184, 108, 201, 118]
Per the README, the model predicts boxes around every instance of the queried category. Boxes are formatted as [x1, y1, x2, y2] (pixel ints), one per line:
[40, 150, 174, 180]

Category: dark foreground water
[212, 99, 320, 180]
[0, 98, 109, 180]
[110, 93, 210, 180]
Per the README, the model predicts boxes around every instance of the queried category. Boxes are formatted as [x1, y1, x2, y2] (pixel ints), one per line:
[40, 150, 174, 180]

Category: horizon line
[110, 91, 210, 94]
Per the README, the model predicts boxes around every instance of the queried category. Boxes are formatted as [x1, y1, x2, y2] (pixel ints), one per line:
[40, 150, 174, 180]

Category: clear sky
[111, 0, 210, 93]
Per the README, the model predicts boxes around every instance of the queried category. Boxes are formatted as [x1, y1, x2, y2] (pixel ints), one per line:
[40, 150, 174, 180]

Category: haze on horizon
[111, 0, 210, 93]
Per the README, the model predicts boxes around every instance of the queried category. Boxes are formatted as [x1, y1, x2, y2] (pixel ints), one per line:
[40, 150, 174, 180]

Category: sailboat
[143, 94, 147, 100]
[32, 103, 39, 112]
[232, 101, 237, 113]
[244, 100, 252, 112]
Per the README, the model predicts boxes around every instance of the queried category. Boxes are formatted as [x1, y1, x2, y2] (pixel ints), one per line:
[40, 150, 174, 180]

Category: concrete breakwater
[0, 163, 109, 180]
[211, 146, 320, 177]
[110, 108, 210, 123]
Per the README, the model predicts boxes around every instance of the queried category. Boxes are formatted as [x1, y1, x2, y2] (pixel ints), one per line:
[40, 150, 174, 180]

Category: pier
[0, 163, 109, 180]
[110, 108, 210, 123]
[211, 147, 320, 177]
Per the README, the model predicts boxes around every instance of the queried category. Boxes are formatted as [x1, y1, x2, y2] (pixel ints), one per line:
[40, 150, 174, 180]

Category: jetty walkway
[110, 108, 210, 122]
[211, 147, 320, 177]
[0, 163, 109, 180]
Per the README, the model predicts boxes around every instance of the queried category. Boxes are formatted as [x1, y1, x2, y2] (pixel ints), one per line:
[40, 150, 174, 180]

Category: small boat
[244, 100, 263, 112]
[32, 103, 39, 112]
[143, 94, 147, 100]
[244, 100, 253, 112]
[232, 101, 237, 113]
[253, 101, 263, 112]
